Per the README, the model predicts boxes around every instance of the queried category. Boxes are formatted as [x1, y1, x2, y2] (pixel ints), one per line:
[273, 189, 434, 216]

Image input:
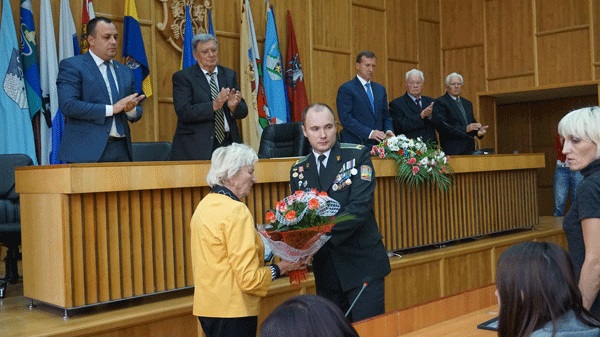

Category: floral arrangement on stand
[370, 134, 453, 191]
[258, 189, 354, 285]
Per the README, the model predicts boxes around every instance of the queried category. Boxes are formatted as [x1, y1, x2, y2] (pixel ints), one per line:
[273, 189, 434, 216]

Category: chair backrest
[0, 154, 34, 200]
[258, 122, 310, 158]
[131, 142, 172, 162]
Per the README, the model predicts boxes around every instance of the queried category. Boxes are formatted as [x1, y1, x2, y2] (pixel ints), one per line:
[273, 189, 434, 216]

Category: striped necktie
[209, 72, 225, 143]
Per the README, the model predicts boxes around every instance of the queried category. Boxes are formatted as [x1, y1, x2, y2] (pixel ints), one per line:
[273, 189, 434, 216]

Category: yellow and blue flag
[123, 0, 152, 97]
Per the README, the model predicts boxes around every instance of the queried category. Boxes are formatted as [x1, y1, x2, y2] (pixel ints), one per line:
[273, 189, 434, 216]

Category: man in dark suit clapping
[170, 34, 248, 161]
[433, 72, 488, 155]
[389, 69, 437, 144]
[57, 17, 144, 163]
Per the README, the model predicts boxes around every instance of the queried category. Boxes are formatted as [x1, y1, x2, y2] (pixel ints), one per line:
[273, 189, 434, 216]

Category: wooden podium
[15, 154, 544, 310]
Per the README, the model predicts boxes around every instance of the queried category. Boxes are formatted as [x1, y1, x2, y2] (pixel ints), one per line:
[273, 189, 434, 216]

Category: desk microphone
[345, 276, 372, 317]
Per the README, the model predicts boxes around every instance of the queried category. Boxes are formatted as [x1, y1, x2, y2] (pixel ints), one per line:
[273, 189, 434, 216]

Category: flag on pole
[20, 0, 42, 120]
[59, 0, 80, 61]
[20, 0, 43, 163]
[285, 10, 308, 122]
[39, 0, 60, 165]
[52, 0, 79, 164]
[207, 8, 215, 36]
[263, 2, 289, 124]
[0, 0, 37, 164]
[80, 0, 95, 53]
[240, 0, 261, 151]
[123, 0, 152, 97]
[181, 5, 195, 69]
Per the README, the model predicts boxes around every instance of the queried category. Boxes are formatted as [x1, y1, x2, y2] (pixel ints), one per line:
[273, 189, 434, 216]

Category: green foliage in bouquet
[370, 135, 453, 191]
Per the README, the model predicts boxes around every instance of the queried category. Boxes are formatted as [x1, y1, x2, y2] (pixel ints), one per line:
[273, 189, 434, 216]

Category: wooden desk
[15, 154, 544, 310]
[400, 306, 498, 337]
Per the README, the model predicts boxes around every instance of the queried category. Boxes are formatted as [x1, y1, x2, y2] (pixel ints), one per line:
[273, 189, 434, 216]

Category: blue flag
[123, 0, 152, 97]
[263, 3, 289, 124]
[207, 9, 215, 36]
[0, 0, 37, 164]
[20, 0, 42, 120]
[181, 5, 195, 69]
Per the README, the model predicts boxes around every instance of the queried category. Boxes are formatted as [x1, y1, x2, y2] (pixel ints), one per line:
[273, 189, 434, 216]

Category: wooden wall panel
[312, 0, 350, 51]
[353, 0, 385, 10]
[387, 0, 418, 62]
[485, 0, 534, 80]
[442, 46, 486, 104]
[440, 0, 484, 48]
[443, 249, 493, 296]
[310, 50, 351, 116]
[594, 1, 600, 80]
[387, 61, 417, 101]
[487, 75, 536, 92]
[418, 21, 442, 96]
[537, 29, 592, 85]
[419, 0, 440, 22]
[536, 0, 589, 32]
[352, 6, 387, 85]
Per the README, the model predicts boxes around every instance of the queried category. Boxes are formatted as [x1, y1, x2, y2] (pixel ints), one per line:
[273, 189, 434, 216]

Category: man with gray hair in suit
[432, 72, 488, 155]
[389, 69, 437, 143]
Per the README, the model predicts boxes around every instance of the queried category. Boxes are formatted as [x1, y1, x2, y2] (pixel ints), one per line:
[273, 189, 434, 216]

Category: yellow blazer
[191, 192, 272, 317]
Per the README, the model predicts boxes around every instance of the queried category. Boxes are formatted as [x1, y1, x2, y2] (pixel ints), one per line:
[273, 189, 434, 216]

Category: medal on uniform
[292, 172, 298, 178]
[332, 184, 339, 191]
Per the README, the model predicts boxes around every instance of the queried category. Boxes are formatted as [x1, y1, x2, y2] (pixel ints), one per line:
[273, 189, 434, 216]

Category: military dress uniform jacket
[289, 142, 391, 292]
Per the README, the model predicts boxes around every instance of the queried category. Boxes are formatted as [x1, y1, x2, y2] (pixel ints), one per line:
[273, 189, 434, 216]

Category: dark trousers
[318, 276, 385, 323]
[198, 316, 257, 337]
[99, 138, 131, 162]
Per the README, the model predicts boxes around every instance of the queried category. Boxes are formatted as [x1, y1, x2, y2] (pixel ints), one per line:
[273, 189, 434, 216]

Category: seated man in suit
[57, 17, 144, 163]
[432, 72, 488, 155]
[170, 34, 248, 161]
[336, 50, 394, 146]
[389, 69, 437, 144]
[290, 103, 391, 322]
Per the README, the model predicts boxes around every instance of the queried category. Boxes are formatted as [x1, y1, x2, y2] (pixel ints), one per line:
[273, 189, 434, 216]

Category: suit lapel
[446, 93, 466, 126]
[404, 94, 420, 114]
[113, 61, 125, 99]
[353, 78, 374, 115]
[193, 65, 212, 97]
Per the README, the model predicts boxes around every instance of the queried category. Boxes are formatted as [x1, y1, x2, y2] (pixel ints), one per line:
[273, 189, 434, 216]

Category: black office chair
[131, 142, 172, 161]
[258, 122, 310, 158]
[0, 154, 34, 298]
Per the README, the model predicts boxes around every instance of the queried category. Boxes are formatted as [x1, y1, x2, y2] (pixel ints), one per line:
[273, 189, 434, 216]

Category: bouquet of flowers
[258, 189, 354, 284]
[371, 134, 453, 191]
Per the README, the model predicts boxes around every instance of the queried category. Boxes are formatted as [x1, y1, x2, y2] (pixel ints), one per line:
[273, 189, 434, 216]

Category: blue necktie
[415, 98, 422, 111]
[105, 61, 124, 135]
[365, 82, 375, 112]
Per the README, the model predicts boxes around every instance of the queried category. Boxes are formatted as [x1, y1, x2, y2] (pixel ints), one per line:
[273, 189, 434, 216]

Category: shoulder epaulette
[293, 155, 309, 165]
[340, 143, 365, 150]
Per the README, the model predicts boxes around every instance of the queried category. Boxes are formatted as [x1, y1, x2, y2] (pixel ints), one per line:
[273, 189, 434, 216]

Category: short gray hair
[206, 143, 258, 187]
[192, 33, 218, 52]
[558, 106, 600, 159]
[445, 72, 463, 86]
[405, 69, 424, 82]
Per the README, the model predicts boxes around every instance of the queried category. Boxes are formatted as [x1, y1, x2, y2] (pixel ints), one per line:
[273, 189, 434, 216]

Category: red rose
[276, 201, 287, 212]
[265, 211, 276, 223]
[407, 157, 417, 165]
[412, 166, 420, 175]
[285, 210, 297, 221]
[310, 188, 319, 195]
[318, 191, 328, 197]
[294, 190, 305, 198]
[308, 198, 319, 210]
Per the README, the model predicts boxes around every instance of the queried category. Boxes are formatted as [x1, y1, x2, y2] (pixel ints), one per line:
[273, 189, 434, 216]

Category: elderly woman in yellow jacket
[192, 143, 303, 337]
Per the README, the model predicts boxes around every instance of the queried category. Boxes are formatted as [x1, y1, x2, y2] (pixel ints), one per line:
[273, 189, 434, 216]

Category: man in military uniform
[290, 103, 391, 322]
